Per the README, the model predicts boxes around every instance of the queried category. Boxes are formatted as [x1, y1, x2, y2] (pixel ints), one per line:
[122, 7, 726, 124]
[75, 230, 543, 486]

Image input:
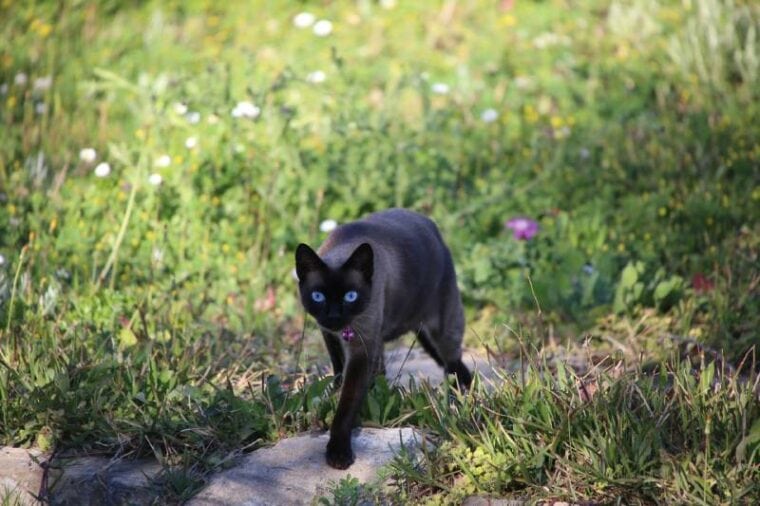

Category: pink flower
[691, 273, 714, 294]
[505, 217, 539, 240]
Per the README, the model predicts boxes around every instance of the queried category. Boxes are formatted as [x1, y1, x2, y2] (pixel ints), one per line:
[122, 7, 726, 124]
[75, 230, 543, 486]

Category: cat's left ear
[343, 242, 373, 281]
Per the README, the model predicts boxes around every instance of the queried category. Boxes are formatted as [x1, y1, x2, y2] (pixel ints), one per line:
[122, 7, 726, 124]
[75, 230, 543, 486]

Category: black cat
[295, 208, 472, 469]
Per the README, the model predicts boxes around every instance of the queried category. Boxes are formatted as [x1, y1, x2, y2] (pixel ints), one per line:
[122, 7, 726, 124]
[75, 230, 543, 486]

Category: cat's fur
[295, 208, 472, 469]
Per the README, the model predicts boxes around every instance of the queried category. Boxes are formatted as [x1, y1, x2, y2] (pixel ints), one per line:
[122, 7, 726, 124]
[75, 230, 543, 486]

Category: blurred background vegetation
[0, 0, 758, 503]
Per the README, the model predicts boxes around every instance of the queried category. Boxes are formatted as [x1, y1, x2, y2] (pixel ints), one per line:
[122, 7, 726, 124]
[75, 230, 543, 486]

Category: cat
[295, 208, 472, 469]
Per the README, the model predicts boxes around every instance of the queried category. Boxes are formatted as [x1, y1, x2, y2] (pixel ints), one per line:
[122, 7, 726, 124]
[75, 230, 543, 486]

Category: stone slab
[48, 456, 162, 506]
[385, 347, 503, 387]
[0, 447, 46, 505]
[188, 427, 422, 506]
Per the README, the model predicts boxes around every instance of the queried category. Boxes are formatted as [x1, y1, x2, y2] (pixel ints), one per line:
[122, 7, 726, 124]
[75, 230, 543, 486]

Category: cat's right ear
[295, 243, 325, 282]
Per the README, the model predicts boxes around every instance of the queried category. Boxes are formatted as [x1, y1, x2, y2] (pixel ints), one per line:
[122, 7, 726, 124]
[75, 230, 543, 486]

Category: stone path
[189, 427, 421, 506]
[0, 447, 44, 506]
[0, 347, 500, 505]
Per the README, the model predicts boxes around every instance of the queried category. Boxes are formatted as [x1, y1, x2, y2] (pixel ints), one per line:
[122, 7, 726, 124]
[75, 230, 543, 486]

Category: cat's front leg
[326, 350, 373, 469]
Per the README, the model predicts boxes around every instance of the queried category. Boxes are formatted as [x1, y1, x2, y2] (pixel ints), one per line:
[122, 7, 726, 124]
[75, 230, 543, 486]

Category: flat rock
[188, 427, 422, 506]
[385, 347, 504, 387]
[47, 455, 162, 506]
[0, 447, 46, 505]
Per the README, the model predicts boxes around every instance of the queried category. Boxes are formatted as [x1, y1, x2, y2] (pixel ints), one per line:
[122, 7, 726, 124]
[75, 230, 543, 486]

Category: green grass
[0, 0, 758, 503]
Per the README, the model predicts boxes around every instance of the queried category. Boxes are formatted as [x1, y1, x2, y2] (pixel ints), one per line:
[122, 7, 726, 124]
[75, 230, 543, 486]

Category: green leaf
[118, 327, 138, 347]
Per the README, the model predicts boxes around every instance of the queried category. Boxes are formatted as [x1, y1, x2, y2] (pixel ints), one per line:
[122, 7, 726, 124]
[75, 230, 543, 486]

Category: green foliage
[394, 362, 760, 504]
[0, 0, 758, 503]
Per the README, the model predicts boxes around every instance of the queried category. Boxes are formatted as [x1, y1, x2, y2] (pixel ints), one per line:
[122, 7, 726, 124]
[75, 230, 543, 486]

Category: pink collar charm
[341, 326, 356, 342]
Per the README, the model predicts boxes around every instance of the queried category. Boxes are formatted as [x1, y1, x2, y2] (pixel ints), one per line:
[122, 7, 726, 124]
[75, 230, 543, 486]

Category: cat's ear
[295, 243, 326, 281]
[343, 242, 373, 281]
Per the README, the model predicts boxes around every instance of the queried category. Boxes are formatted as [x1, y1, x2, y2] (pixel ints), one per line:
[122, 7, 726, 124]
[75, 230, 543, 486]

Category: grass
[0, 0, 759, 503]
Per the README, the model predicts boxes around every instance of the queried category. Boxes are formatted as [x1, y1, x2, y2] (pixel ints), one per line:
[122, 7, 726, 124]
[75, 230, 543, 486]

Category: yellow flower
[500, 15, 517, 27]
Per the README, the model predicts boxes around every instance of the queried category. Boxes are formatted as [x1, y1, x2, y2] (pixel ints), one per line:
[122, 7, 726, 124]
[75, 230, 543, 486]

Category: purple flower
[505, 217, 539, 240]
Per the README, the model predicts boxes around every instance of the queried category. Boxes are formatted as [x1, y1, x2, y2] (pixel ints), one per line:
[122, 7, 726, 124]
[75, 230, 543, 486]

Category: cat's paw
[325, 439, 355, 469]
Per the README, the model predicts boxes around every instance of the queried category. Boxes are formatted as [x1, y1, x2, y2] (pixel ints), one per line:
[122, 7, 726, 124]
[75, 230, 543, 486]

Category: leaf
[620, 262, 639, 288]
[736, 418, 760, 463]
[118, 327, 138, 347]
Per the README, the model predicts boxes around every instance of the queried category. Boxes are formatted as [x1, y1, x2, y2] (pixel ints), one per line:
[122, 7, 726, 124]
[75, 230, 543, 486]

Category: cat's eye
[311, 291, 326, 303]
[343, 290, 358, 303]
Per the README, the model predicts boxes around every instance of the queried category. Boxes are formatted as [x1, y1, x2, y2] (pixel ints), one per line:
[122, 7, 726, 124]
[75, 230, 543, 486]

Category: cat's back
[325, 208, 443, 253]
[318, 208, 451, 288]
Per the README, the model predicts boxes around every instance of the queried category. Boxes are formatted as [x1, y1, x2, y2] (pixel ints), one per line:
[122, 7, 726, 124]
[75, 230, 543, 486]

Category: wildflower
[514, 76, 532, 89]
[579, 147, 590, 159]
[306, 70, 326, 84]
[33, 76, 52, 92]
[94, 162, 111, 177]
[79, 148, 97, 163]
[380, 0, 397, 8]
[691, 273, 714, 294]
[431, 83, 450, 95]
[320, 219, 338, 233]
[582, 263, 595, 275]
[293, 12, 316, 28]
[505, 217, 539, 240]
[151, 247, 164, 264]
[14, 73, 27, 86]
[173, 102, 188, 115]
[34, 102, 47, 115]
[231, 101, 261, 119]
[148, 173, 163, 186]
[0, 254, 5, 266]
[313, 20, 333, 37]
[185, 136, 198, 149]
[155, 155, 171, 167]
[186, 111, 200, 124]
[480, 108, 498, 123]
[207, 113, 220, 125]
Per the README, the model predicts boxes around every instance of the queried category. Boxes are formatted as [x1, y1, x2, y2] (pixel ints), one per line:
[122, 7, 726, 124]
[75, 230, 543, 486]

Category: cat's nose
[327, 305, 341, 318]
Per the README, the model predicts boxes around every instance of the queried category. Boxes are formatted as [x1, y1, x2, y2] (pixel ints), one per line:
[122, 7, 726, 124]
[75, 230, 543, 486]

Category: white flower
[293, 12, 316, 28]
[431, 82, 450, 95]
[380, 0, 397, 9]
[79, 148, 97, 163]
[173, 102, 188, 115]
[480, 108, 499, 123]
[207, 113, 220, 125]
[185, 136, 198, 149]
[35, 102, 47, 115]
[312, 19, 333, 37]
[152, 247, 164, 264]
[155, 154, 171, 167]
[306, 70, 326, 84]
[579, 147, 590, 159]
[0, 83, 7, 95]
[514, 76, 533, 89]
[94, 162, 111, 177]
[186, 111, 201, 124]
[148, 173, 163, 186]
[0, 254, 5, 266]
[231, 101, 261, 119]
[14, 73, 27, 86]
[319, 219, 338, 233]
[33, 76, 52, 92]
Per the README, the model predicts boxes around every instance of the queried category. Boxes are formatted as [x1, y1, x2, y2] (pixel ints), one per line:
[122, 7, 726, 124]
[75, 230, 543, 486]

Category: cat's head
[294, 242, 373, 332]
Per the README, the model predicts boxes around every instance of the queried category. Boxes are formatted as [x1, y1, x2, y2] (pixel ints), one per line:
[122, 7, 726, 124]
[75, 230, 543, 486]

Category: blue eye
[344, 290, 358, 303]
[311, 291, 326, 303]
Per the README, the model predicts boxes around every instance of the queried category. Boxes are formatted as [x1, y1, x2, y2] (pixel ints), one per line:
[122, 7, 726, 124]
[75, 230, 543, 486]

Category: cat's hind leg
[435, 288, 473, 389]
